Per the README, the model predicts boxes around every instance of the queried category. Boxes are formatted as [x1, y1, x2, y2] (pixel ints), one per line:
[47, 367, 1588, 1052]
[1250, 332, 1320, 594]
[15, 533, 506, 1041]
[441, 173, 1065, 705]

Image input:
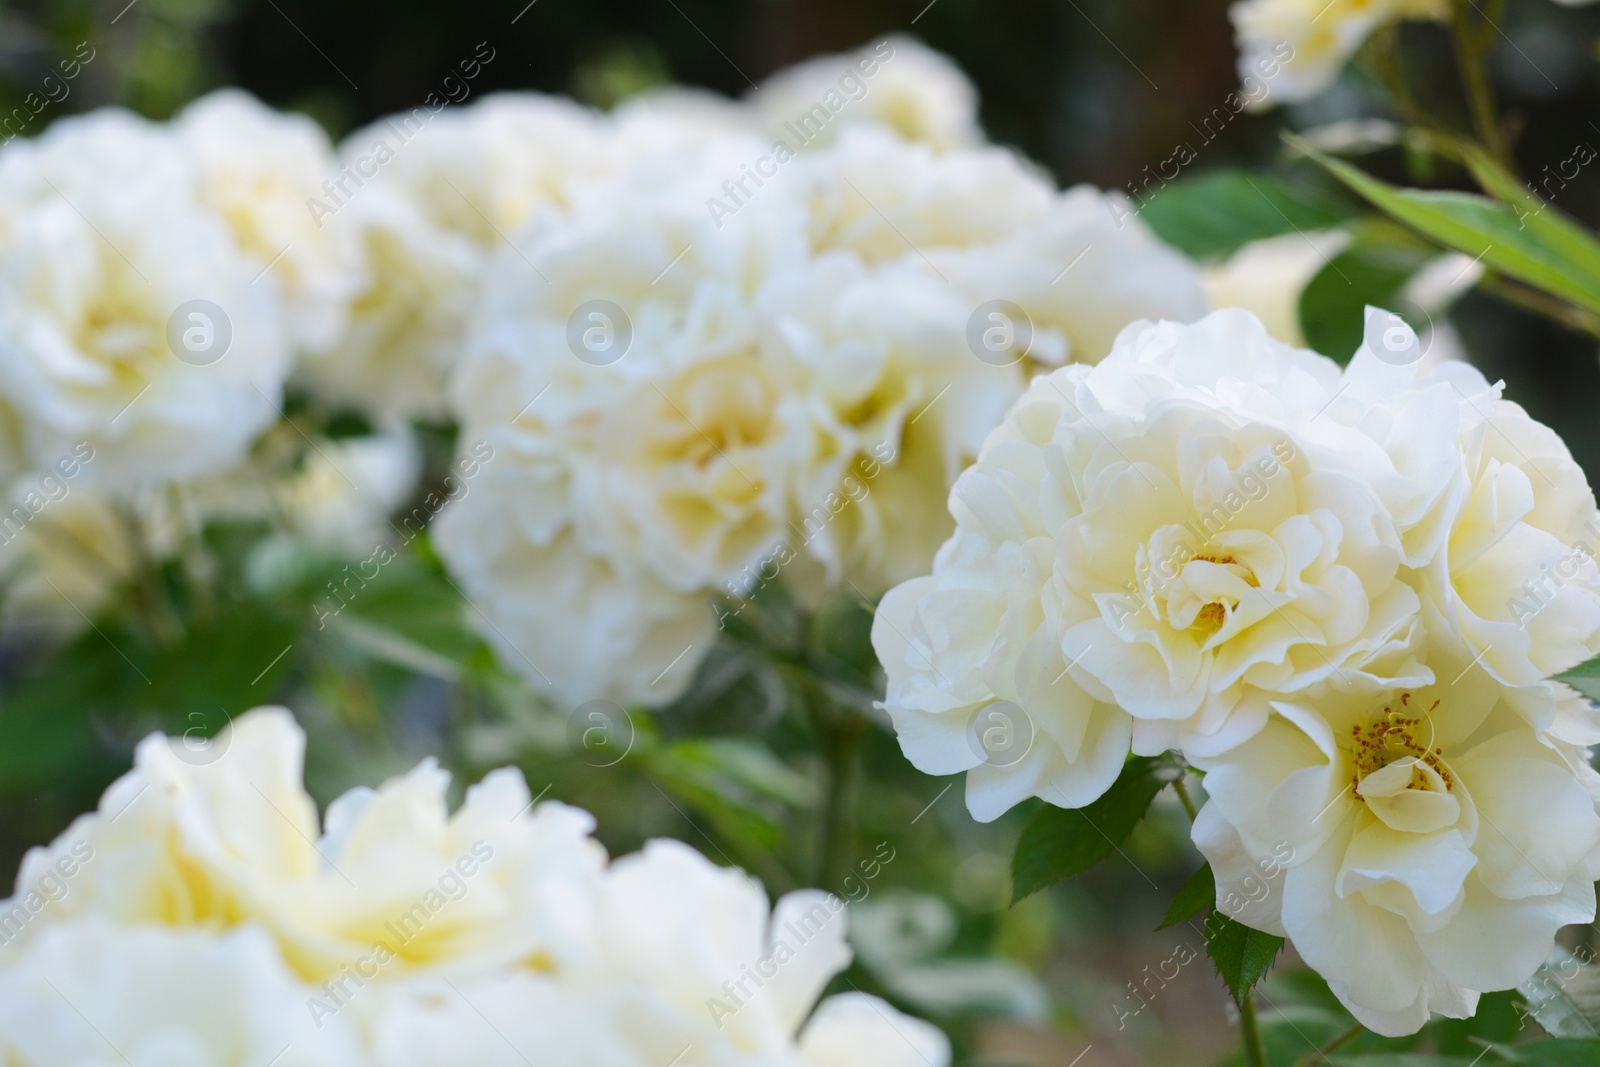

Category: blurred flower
[440, 88, 1207, 709]
[0, 919, 366, 1067]
[750, 35, 983, 152]
[275, 431, 420, 555]
[1200, 230, 1348, 346]
[4, 707, 608, 981]
[0, 109, 291, 491]
[302, 93, 614, 421]
[0, 707, 952, 1066]
[1231, 0, 1447, 107]
[1193, 687, 1600, 1035]
[595, 838, 949, 1067]
[175, 88, 363, 353]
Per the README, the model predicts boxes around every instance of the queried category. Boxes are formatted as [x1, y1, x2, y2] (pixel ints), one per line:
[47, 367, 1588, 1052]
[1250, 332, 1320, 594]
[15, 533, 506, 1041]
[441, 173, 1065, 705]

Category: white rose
[1232, 0, 1448, 107]
[303, 93, 613, 421]
[1314, 334, 1600, 733]
[593, 838, 949, 1067]
[799, 992, 953, 1067]
[0, 918, 367, 1067]
[751, 35, 983, 152]
[794, 126, 1055, 265]
[0, 110, 292, 490]
[0, 476, 135, 639]
[431, 426, 716, 708]
[360, 971, 641, 1067]
[1193, 685, 1600, 1035]
[875, 309, 1435, 820]
[936, 185, 1211, 365]
[175, 88, 363, 352]
[2, 707, 608, 982]
[275, 431, 421, 555]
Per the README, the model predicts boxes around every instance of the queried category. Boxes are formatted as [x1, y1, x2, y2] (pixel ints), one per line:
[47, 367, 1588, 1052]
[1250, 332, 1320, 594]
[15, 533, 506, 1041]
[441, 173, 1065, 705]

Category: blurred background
[1, 0, 1597, 1063]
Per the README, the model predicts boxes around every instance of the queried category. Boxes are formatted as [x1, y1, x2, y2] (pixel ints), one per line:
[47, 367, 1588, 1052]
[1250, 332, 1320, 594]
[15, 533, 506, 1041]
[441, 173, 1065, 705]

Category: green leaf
[1326, 1056, 1482, 1066]
[1501, 1039, 1600, 1065]
[1011, 755, 1176, 902]
[1159, 862, 1215, 929]
[1204, 912, 1284, 1004]
[1298, 221, 1439, 363]
[1140, 169, 1351, 260]
[1290, 135, 1600, 319]
[1518, 951, 1600, 1038]
[1554, 655, 1600, 703]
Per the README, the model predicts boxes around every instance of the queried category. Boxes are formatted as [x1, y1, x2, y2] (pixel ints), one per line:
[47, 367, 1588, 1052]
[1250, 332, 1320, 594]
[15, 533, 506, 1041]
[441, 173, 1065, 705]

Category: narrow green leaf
[1139, 169, 1351, 260]
[1204, 912, 1284, 1004]
[1011, 755, 1175, 902]
[1555, 656, 1600, 703]
[1518, 951, 1600, 1038]
[1159, 862, 1215, 929]
[1500, 1039, 1600, 1065]
[1290, 135, 1600, 318]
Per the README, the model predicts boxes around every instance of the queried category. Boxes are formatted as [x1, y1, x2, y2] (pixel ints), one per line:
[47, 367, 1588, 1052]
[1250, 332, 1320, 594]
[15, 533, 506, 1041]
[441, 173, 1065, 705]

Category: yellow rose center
[1350, 694, 1452, 802]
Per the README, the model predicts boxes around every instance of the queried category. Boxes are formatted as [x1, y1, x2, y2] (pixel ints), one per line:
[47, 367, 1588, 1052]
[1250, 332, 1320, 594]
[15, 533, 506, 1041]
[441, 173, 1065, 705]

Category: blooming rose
[0, 709, 954, 1066]
[302, 93, 614, 421]
[431, 428, 715, 707]
[1311, 328, 1600, 735]
[1231, 0, 1448, 107]
[751, 36, 983, 152]
[875, 309, 1434, 819]
[1192, 684, 1600, 1035]
[175, 88, 363, 352]
[595, 838, 950, 1066]
[0, 110, 291, 490]
[441, 100, 1207, 706]
[0, 919, 366, 1067]
[3, 707, 607, 981]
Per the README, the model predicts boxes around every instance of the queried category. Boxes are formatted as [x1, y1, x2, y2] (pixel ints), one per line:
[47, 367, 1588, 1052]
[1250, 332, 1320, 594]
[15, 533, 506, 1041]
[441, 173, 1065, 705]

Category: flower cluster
[873, 306, 1600, 1034]
[0, 707, 948, 1067]
[432, 37, 1209, 709]
[0, 36, 1208, 701]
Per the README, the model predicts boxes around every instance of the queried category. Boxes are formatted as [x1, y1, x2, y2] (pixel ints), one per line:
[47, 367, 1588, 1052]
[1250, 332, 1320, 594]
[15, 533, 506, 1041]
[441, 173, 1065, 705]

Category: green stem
[1172, 773, 1199, 822]
[807, 678, 867, 888]
[1292, 1023, 1363, 1067]
[1478, 273, 1600, 341]
[1239, 991, 1269, 1067]
[1451, 0, 1512, 172]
